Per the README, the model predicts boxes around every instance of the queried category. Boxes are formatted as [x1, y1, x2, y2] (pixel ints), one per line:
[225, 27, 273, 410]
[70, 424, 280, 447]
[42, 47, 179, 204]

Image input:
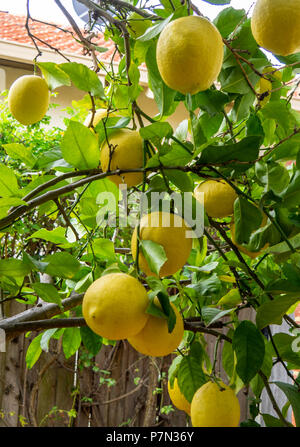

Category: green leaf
[61, 120, 99, 169]
[0, 258, 31, 278]
[139, 122, 173, 141]
[188, 274, 221, 297]
[203, 0, 230, 4]
[0, 165, 20, 197]
[146, 292, 176, 333]
[37, 62, 71, 90]
[199, 136, 261, 164]
[213, 7, 245, 37]
[177, 349, 208, 403]
[26, 334, 43, 369]
[260, 100, 296, 136]
[250, 340, 273, 398]
[29, 227, 70, 247]
[40, 328, 58, 353]
[255, 161, 290, 194]
[147, 143, 193, 168]
[80, 326, 102, 356]
[262, 414, 287, 427]
[281, 171, 300, 208]
[138, 14, 173, 42]
[234, 197, 263, 244]
[201, 306, 235, 326]
[75, 272, 93, 293]
[232, 320, 265, 384]
[44, 252, 81, 279]
[165, 170, 193, 192]
[3, 143, 37, 168]
[168, 355, 184, 387]
[145, 43, 176, 118]
[256, 295, 300, 329]
[60, 62, 105, 98]
[31, 283, 62, 306]
[270, 333, 300, 369]
[191, 90, 230, 116]
[140, 239, 167, 276]
[89, 238, 116, 261]
[62, 327, 81, 359]
[274, 382, 300, 427]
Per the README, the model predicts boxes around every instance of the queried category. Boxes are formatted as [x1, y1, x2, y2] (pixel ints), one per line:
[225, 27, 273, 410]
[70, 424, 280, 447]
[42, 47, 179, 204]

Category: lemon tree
[1, 0, 300, 429]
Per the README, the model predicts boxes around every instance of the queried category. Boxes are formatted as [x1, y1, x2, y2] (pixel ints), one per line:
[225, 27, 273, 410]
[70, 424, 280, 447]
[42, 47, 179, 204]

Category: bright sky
[1, 0, 256, 25]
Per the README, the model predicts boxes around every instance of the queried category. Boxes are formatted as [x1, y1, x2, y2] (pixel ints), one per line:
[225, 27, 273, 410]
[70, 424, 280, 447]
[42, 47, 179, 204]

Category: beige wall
[1, 37, 298, 129]
[0, 49, 189, 130]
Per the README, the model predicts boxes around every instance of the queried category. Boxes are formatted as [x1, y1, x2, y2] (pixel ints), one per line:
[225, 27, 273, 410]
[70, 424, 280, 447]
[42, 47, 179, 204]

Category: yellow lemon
[128, 298, 184, 357]
[257, 66, 282, 107]
[128, 12, 152, 38]
[168, 378, 191, 415]
[191, 381, 240, 427]
[251, 0, 300, 56]
[156, 15, 224, 95]
[82, 273, 149, 340]
[100, 129, 144, 187]
[8, 75, 50, 125]
[194, 180, 238, 219]
[230, 212, 269, 259]
[131, 211, 193, 277]
[84, 108, 118, 128]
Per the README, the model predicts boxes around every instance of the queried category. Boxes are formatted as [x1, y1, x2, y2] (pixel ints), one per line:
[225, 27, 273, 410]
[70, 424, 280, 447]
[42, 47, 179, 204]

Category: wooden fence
[0, 301, 279, 427]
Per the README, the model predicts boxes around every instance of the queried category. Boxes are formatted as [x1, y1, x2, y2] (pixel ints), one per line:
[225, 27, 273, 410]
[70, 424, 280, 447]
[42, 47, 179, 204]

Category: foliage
[1, 0, 300, 427]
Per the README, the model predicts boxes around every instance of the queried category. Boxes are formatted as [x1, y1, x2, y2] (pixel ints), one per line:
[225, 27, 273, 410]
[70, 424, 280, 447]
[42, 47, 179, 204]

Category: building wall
[0, 58, 189, 129]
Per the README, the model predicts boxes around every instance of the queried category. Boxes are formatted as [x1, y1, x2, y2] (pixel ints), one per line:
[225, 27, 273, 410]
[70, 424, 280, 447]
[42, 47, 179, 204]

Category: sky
[1, 0, 256, 25]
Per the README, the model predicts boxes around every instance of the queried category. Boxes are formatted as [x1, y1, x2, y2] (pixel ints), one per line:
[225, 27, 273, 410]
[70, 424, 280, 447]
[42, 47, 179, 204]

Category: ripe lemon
[191, 380, 240, 427]
[100, 129, 144, 187]
[194, 180, 238, 219]
[251, 0, 300, 56]
[156, 15, 224, 95]
[82, 273, 149, 340]
[257, 67, 282, 107]
[84, 108, 118, 128]
[128, 297, 184, 357]
[8, 75, 50, 125]
[168, 378, 191, 415]
[128, 12, 152, 38]
[131, 211, 193, 277]
[230, 212, 268, 259]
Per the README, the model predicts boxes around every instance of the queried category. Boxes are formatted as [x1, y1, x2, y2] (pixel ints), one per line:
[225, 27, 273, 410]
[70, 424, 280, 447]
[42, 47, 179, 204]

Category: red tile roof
[0, 11, 116, 61]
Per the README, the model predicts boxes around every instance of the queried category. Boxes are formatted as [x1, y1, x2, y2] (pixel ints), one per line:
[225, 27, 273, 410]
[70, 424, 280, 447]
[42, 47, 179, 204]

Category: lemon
[8, 75, 50, 125]
[156, 15, 224, 95]
[168, 378, 191, 415]
[217, 289, 242, 309]
[230, 212, 269, 259]
[100, 129, 144, 187]
[251, 0, 300, 56]
[128, 12, 152, 38]
[131, 211, 193, 277]
[82, 273, 149, 340]
[128, 298, 184, 357]
[84, 108, 118, 128]
[257, 67, 282, 107]
[194, 180, 237, 219]
[191, 380, 240, 427]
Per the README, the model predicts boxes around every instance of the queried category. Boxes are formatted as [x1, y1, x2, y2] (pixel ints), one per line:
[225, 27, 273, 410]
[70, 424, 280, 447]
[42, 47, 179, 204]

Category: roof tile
[0, 11, 117, 60]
